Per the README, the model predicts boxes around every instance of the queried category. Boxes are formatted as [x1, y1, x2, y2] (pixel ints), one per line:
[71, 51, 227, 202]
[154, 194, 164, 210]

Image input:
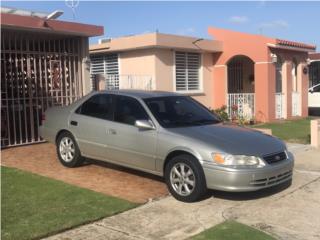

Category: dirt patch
[1, 143, 168, 203]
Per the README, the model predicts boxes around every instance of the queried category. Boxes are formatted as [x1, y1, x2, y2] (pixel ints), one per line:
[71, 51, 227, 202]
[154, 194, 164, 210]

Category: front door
[106, 95, 157, 170]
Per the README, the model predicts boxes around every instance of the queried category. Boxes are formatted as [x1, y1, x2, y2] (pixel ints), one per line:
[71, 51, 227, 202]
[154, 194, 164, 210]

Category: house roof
[275, 39, 316, 51]
[90, 32, 223, 54]
[1, 12, 103, 37]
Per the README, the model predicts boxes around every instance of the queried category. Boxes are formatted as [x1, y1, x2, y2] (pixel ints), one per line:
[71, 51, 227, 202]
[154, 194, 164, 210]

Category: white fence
[292, 91, 301, 116]
[92, 74, 154, 91]
[275, 93, 285, 119]
[227, 93, 255, 120]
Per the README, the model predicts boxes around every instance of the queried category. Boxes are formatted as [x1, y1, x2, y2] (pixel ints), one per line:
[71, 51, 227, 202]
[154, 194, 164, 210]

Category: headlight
[211, 153, 265, 168]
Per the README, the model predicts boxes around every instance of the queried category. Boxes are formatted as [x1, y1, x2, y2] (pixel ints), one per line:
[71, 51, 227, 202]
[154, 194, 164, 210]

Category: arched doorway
[227, 55, 255, 120]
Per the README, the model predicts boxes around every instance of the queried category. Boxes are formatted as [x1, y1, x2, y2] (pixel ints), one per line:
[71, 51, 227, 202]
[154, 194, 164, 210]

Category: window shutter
[175, 52, 200, 91]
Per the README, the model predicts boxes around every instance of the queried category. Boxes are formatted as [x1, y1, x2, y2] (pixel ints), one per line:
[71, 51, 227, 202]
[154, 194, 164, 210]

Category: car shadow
[83, 158, 292, 202]
[205, 179, 292, 201]
[84, 158, 165, 183]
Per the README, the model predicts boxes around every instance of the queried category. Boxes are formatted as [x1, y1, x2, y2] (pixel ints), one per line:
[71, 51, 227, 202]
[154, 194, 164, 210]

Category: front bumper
[203, 157, 294, 192]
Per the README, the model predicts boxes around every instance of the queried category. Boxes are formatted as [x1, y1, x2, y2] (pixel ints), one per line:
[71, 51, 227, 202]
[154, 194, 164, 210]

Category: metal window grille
[175, 52, 200, 91]
[228, 59, 244, 93]
[1, 30, 84, 147]
[90, 54, 119, 90]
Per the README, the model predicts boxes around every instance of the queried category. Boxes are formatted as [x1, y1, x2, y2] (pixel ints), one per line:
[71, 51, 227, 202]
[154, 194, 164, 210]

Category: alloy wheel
[59, 137, 75, 162]
[170, 163, 196, 196]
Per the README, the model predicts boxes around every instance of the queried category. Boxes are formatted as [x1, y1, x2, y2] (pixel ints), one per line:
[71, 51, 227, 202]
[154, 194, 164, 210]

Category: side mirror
[135, 120, 155, 130]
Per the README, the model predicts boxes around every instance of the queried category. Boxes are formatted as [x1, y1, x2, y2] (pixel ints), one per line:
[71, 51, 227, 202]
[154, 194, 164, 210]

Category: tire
[165, 154, 207, 202]
[56, 131, 84, 168]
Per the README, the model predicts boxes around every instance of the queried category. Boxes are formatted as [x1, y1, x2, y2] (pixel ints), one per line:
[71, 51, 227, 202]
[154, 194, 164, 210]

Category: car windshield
[144, 96, 221, 128]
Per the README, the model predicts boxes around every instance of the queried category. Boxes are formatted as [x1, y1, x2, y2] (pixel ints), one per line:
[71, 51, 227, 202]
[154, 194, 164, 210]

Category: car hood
[168, 123, 285, 156]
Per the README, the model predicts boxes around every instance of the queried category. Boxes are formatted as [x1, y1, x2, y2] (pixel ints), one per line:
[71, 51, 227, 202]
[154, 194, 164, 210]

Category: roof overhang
[267, 43, 316, 53]
[1, 13, 103, 37]
[90, 33, 223, 54]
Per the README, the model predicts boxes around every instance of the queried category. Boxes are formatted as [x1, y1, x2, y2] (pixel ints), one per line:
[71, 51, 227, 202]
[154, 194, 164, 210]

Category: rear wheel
[165, 154, 207, 202]
[56, 131, 84, 168]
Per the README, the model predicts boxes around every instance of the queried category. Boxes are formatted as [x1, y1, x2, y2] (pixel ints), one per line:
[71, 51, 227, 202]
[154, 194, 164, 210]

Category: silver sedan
[40, 90, 294, 202]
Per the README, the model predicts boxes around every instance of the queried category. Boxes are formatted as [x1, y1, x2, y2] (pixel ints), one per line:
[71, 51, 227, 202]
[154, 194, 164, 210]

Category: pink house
[90, 27, 316, 122]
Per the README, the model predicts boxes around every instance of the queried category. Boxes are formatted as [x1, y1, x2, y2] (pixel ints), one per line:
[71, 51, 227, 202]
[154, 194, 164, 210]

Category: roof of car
[98, 89, 182, 99]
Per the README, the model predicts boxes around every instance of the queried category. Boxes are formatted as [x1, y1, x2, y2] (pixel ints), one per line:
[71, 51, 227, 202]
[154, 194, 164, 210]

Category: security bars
[1, 30, 83, 147]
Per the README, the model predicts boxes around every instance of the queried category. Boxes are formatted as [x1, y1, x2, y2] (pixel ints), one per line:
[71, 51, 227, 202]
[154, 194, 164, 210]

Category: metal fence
[227, 93, 255, 120]
[92, 74, 153, 91]
[1, 30, 84, 147]
[292, 91, 301, 116]
[275, 93, 285, 119]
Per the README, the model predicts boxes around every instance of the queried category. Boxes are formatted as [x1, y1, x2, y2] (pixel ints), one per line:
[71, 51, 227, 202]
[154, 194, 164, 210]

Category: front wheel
[56, 131, 84, 168]
[165, 154, 207, 202]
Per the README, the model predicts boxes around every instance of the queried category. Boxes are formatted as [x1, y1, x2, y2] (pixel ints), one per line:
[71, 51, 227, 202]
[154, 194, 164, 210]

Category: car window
[76, 94, 113, 120]
[114, 95, 150, 125]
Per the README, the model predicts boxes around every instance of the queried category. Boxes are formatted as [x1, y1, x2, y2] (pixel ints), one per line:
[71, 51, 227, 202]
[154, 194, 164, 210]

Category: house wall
[153, 49, 215, 109]
[118, 48, 215, 109]
[208, 26, 310, 122]
[119, 49, 157, 77]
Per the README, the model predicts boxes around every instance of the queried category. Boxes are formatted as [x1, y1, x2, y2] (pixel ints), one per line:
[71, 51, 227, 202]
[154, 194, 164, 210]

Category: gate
[227, 93, 255, 120]
[1, 30, 83, 147]
[275, 93, 285, 119]
[292, 91, 301, 116]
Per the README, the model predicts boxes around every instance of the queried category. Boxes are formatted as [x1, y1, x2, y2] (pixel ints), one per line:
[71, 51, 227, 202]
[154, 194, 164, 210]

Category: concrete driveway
[45, 144, 320, 240]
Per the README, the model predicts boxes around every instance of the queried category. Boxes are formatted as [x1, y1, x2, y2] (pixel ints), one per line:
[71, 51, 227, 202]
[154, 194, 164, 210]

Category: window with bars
[90, 54, 119, 90]
[175, 52, 201, 92]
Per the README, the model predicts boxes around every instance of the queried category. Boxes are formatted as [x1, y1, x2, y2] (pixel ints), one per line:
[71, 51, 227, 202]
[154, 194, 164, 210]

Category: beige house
[89, 32, 222, 108]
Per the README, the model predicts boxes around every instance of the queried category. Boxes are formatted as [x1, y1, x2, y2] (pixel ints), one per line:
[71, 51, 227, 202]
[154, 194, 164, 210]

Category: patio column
[212, 65, 227, 109]
[254, 63, 276, 122]
[299, 62, 309, 117]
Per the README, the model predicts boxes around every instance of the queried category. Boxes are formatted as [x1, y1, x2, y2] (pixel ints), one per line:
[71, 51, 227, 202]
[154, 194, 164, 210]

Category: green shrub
[211, 105, 229, 122]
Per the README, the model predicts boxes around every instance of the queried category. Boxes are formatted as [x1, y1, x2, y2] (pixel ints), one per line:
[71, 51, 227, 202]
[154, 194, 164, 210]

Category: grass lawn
[252, 118, 311, 144]
[1, 166, 137, 240]
[191, 221, 275, 240]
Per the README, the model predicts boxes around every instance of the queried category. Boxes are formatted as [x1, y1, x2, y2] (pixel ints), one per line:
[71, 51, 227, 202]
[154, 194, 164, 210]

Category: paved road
[45, 144, 320, 240]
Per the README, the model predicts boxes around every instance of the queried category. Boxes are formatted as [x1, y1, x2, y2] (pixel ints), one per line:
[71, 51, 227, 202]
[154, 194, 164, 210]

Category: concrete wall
[119, 49, 157, 77]
[117, 48, 215, 109]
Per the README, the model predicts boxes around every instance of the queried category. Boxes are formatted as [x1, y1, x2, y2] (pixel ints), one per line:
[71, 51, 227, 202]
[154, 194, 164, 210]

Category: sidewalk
[45, 145, 320, 240]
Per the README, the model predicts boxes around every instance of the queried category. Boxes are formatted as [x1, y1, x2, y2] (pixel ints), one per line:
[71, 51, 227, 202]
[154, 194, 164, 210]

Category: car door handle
[70, 120, 78, 126]
[106, 129, 117, 135]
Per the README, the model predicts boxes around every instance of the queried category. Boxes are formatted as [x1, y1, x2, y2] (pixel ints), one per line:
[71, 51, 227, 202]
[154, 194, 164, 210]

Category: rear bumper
[39, 126, 56, 143]
[203, 157, 294, 192]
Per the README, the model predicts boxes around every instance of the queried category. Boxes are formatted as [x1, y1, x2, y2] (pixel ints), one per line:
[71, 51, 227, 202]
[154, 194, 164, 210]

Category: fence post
[311, 119, 320, 149]
[94, 74, 106, 91]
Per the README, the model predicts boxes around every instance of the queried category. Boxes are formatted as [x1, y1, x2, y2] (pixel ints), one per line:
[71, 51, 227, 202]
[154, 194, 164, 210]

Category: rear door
[69, 94, 114, 160]
[105, 95, 157, 170]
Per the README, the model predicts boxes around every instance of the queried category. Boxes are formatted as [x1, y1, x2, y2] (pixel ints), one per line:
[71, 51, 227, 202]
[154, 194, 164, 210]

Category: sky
[2, 1, 320, 49]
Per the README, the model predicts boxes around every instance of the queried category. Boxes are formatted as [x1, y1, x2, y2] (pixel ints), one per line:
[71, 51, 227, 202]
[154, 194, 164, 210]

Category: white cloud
[177, 27, 196, 36]
[229, 16, 249, 24]
[259, 20, 289, 29]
